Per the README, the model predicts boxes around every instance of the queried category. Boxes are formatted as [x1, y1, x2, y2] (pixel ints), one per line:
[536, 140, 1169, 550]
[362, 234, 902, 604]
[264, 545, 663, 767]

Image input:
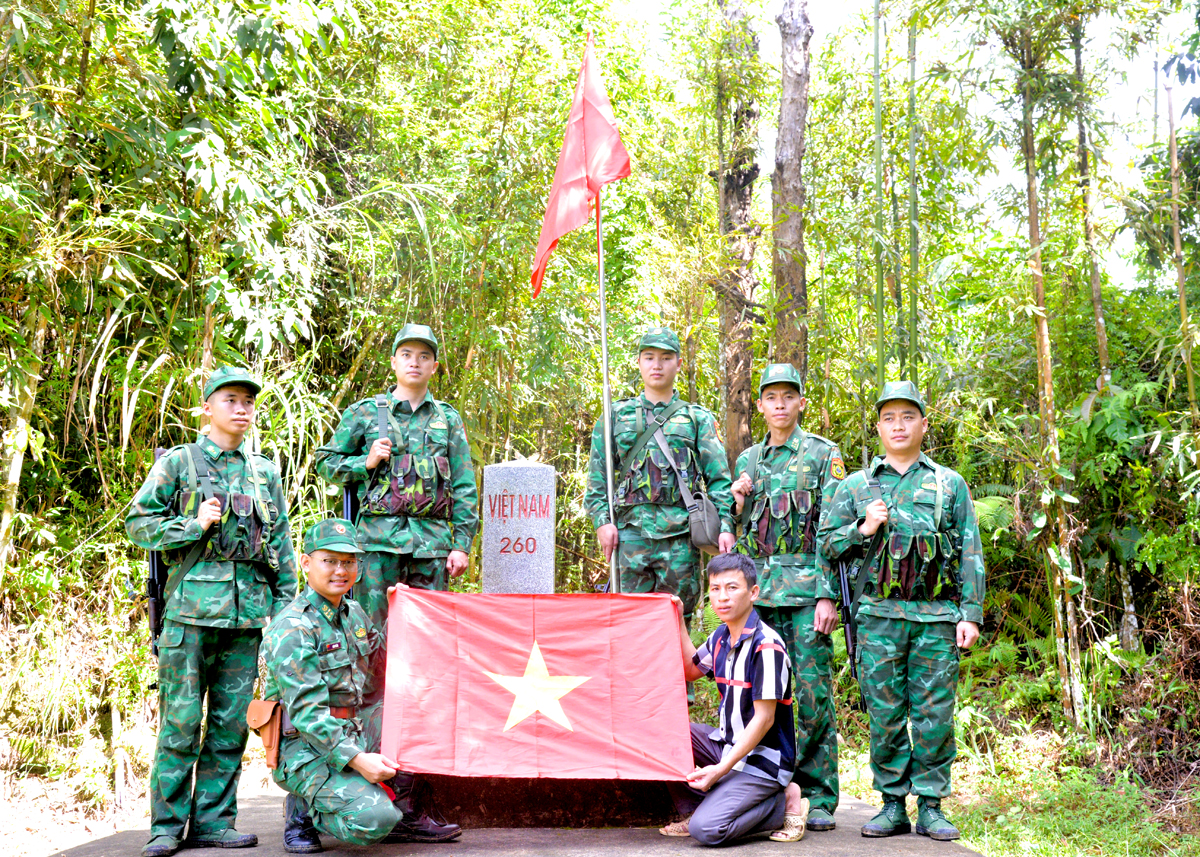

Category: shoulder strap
[933, 464, 945, 530]
[851, 478, 887, 608]
[248, 453, 272, 525]
[737, 443, 764, 533]
[615, 399, 688, 484]
[374, 394, 389, 443]
[652, 428, 698, 511]
[163, 445, 219, 604]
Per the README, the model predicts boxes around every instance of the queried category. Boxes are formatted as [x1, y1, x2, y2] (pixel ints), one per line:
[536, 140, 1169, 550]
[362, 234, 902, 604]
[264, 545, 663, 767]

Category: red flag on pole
[530, 33, 631, 297]
[381, 590, 692, 780]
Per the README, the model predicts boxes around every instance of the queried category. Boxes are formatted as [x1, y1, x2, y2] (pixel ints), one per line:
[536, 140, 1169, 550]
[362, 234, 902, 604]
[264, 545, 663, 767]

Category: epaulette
[805, 431, 838, 450]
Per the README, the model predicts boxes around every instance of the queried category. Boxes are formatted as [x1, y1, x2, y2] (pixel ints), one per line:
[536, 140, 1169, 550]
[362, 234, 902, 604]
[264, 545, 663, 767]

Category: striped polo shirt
[693, 608, 795, 786]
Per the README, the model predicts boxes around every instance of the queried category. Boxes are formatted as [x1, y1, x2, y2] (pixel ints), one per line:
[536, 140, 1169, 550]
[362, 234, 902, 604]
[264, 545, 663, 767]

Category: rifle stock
[837, 558, 858, 681]
[147, 447, 170, 657]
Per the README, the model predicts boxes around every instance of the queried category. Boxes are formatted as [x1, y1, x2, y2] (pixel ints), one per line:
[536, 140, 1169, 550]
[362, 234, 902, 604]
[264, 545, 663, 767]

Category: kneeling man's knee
[688, 813, 730, 846]
[341, 798, 402, 845]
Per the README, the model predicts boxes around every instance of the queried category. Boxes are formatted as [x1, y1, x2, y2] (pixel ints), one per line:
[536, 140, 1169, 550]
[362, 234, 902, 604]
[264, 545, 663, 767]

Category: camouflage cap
[202, 367, 261, 401]
[638, 326, 681, 354]
[392, 323, 438, 357]
[303, 518, 363, 555]
[875, 380, 926, 415]
[757, 363, 804, 397]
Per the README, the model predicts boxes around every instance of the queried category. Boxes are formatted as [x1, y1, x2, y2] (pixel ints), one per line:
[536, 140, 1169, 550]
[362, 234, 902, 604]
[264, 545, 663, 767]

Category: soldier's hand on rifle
[445, 550, 469, 578]
[731, 474, 753, 514]
[858, 499, 889, 536]
[596, 523, 619, 561]
[348, 752, 399, 784]
[365, 437, 393, 470]
[196, 497, 223, 531]
[956, 620, 980, 650]
[813, 598, 837, 635]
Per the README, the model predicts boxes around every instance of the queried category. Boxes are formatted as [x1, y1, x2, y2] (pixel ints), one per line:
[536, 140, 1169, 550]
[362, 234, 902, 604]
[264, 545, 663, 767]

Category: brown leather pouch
[246, 699, 282, 770]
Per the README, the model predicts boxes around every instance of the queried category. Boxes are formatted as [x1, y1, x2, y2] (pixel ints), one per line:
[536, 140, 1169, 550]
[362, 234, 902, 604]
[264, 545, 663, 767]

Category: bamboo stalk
[873, 0, 885, 388]
[1167, 87, 1199, 427]
[907, 19, 919, 386]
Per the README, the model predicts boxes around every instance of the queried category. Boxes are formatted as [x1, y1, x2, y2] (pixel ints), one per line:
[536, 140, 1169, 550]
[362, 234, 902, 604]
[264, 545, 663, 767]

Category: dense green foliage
[2, 0, 1199, 850]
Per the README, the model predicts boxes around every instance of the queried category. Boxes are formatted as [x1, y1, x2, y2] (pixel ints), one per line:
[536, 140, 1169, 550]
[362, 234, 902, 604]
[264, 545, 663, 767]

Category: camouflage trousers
[857, 614, 959, 800]
[616, 530, 701, 626]
[758, 605, 839, 814]
[150, 621, 259, 840]
[355, 551, 448, 637]
[273, 700, 403, 846]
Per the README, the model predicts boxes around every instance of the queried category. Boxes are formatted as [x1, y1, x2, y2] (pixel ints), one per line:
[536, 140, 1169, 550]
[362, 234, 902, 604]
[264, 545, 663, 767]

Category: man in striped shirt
[663, 553, 810, 844]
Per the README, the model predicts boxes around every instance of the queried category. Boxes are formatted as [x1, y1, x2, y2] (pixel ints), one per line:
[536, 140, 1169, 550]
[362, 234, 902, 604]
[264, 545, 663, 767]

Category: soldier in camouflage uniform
[817, 381, 984, 842]
[263, 519, 460, 851]
[127, 367, 298, 857]
[584, 326, 736, 629]
[730, 363, 846, 832]
[314, 323, 479, 633]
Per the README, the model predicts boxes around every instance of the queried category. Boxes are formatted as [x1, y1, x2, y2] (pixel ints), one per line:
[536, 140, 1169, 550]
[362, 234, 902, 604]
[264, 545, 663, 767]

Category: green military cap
[202, 366, 261, 401]
[303, 518, 363, 555]
[638, 326, 681, 354]
[757, 363, 804, 397]
[392, 323, 439, 357]
[875, 380, 926, 415]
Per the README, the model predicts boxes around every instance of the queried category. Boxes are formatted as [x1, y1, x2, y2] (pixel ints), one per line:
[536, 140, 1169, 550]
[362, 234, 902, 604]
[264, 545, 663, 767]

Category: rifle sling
[850, 478, 887, 616]
[162, 444, 218, 606]
[614, 400, 688, 486]
[651, 429, 699, 511]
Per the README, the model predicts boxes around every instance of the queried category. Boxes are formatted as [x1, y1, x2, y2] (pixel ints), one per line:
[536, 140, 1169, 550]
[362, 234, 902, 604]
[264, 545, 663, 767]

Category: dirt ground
[2, 757, 280, 857]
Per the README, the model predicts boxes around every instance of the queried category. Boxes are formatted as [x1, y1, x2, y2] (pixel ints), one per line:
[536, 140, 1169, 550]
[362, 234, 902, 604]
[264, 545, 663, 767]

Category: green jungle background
[2, 0, 1200, 854]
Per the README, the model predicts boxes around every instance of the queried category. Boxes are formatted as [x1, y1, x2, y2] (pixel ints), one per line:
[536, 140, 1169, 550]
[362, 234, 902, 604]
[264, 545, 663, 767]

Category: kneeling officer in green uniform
[818, 381, 984, 841]
[263, 519, 461, 851]
[730, 363, 846, 831]
[127, 367, 298, 857]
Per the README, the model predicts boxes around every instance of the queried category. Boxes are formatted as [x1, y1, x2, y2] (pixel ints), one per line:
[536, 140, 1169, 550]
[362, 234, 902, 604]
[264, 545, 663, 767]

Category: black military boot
[283, 794, 323, 854]
[383, 775, 461, 843]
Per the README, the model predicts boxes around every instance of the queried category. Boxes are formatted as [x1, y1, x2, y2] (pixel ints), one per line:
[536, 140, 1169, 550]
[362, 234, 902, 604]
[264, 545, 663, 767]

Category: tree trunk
[1072, 25, 1111, 389]
[0, 309, 48, 588]
[907, 22, 920, 386]
[1117, 560, 1139, 651]
[1167, 87, 1199, 427]
[1020, 34, 1079, 727]
[872, 0, 885, 388]
[772, 0, 812, 378]
[714, 0, 761, 466]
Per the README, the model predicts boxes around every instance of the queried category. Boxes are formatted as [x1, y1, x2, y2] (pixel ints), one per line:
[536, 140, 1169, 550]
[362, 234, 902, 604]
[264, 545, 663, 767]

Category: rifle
[837, 478, 886, 707]
[147, 447, 170, 657]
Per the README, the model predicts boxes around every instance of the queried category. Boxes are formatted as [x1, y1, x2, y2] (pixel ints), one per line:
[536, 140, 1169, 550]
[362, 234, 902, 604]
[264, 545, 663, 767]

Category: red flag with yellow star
[380, 590, 691, 779]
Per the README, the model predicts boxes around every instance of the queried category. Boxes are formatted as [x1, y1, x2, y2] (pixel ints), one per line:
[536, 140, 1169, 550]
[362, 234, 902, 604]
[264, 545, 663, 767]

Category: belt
[329, 706, 356, 719]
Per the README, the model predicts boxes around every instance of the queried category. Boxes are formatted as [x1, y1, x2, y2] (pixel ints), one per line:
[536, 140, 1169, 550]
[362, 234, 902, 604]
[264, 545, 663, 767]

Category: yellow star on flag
[484, 642, 590, 732]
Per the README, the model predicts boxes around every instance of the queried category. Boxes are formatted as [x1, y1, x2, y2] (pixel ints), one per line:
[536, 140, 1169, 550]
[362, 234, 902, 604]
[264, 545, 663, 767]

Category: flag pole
[596, 190, 620, 593]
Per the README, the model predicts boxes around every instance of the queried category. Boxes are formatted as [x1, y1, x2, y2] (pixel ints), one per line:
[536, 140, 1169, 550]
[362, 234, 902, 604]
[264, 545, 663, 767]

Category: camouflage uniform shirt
[314, 389, 479, 557]
[263, 587, 384, 772]
[584, 393, 735, 538]
[126, 436, 298, 628]
[817, 453, 985, 624]
[733, 427, 845, 607]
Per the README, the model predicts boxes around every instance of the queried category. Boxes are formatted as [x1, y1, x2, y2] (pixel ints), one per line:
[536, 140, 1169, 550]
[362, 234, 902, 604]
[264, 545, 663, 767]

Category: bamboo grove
[1, 0, 1199, 834]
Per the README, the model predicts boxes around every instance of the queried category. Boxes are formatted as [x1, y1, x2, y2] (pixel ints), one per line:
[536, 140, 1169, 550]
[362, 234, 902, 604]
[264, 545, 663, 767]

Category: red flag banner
[530, 33, 631, 297]
[381, 591, 691, 780]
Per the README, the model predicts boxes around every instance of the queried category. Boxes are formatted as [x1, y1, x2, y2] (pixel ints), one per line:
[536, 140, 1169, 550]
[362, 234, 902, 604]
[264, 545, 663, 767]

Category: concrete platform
[51, 794, 979, 856]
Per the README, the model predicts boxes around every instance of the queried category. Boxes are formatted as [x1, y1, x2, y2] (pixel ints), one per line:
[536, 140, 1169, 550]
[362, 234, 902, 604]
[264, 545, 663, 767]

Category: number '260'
[499, 537, 537, 554]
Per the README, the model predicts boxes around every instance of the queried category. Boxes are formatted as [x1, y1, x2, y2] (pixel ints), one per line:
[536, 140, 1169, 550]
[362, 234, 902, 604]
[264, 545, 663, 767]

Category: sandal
[659, 818, 692, 837]
[769, 797, 810, 842]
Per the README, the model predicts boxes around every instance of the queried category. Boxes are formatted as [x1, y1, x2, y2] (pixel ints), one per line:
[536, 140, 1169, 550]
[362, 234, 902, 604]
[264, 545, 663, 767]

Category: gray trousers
[668, 723, 787, 845]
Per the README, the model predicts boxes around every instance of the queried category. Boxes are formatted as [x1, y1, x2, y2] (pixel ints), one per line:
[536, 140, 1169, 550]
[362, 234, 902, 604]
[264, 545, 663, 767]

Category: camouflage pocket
[916, 532, 937, 563]
[887, 531, 912, 562]
[791, 489, 812, 516]
[770, 492, 792, 519]
[213, 492, 266, 561]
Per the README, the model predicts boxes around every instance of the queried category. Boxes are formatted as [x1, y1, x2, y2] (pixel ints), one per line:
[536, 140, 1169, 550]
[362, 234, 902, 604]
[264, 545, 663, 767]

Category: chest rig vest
[870, 464, 962, 601]
[362, 393, 453, 520]
[739, 434, 819, 556]
[167, 443, 277, 567]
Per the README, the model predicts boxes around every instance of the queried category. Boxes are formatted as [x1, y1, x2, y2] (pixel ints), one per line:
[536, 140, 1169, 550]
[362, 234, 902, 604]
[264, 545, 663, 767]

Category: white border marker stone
[481, 460, 555, 593]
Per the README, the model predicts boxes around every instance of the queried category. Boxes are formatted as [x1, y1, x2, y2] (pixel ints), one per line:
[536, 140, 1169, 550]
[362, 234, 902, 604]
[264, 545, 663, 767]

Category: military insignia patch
[355, 627, 366, 639]
[334, 523, 347, 534]
[830, 457, 846, 480]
